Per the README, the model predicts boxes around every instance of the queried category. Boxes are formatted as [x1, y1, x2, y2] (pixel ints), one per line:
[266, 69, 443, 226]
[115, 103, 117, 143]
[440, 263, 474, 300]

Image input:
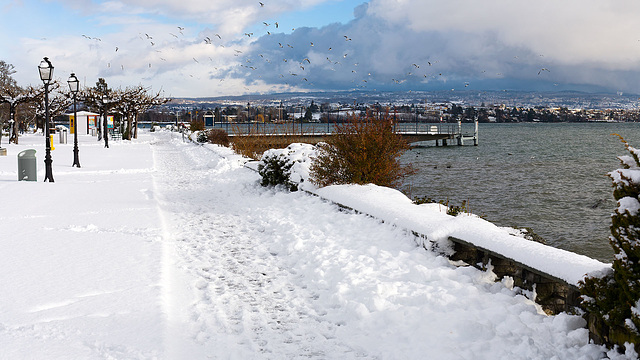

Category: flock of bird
[80, 1, 552, 92]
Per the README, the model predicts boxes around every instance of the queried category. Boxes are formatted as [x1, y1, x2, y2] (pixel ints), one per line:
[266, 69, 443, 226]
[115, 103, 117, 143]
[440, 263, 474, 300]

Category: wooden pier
[394, 120, 478, 146]
[214, 120, 479, 147]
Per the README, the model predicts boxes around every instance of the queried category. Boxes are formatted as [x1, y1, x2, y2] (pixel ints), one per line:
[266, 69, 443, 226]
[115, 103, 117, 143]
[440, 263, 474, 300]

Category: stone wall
[447, 236, 580, 315]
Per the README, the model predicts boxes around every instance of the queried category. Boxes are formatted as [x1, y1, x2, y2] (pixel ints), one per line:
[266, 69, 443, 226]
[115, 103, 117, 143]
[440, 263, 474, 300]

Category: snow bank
[270, 143, 611, 286]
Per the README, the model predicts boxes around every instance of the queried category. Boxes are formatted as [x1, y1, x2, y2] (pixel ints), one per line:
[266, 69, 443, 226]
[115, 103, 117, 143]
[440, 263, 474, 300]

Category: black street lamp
[38, 57, 54, 182]
[67, 73, 81, 167]
[102, 94, 109, 148]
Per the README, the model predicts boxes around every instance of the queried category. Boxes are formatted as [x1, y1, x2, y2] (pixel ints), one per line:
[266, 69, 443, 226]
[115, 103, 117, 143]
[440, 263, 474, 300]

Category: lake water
[400, 122, 640, 263]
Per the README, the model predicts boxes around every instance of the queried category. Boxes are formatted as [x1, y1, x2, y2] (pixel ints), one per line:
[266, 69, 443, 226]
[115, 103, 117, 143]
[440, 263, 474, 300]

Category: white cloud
[367, 0, 640, 68]
[5, 0, 640, 96]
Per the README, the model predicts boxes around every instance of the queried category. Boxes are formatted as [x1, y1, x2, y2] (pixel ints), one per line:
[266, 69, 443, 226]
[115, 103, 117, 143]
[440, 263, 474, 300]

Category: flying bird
[215, 34, 221, 39]
[245, 33, 253, 37]
[275, 22, 278, 28]
[344, 35, 351, 41]
[538, 68, 550, 75]
[204, 37, 212, 44]
[259, 2, 264, 6]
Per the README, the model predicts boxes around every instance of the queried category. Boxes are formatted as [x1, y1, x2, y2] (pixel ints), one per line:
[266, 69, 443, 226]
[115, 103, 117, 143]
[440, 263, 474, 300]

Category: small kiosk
[66, 111, 100, 135]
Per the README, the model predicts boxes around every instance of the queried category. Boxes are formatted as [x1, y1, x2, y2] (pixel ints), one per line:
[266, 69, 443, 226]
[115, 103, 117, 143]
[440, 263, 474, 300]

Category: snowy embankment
[0, 131, 633, 359]
[259, 143, 611, 286]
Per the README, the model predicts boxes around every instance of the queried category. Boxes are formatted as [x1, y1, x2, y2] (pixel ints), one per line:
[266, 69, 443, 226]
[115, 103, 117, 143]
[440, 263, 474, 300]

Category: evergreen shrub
[580, 135, 640, 354]
[258, 152, 297, 191]
[196, 131, 207, 143]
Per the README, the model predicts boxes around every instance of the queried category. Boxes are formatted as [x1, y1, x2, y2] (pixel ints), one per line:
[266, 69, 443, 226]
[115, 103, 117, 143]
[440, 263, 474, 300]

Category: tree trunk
[11, 119, 19, 144]
[133, 112, 138, 139]
[9, 106, 17, 144]
[126, 113, 132, 140]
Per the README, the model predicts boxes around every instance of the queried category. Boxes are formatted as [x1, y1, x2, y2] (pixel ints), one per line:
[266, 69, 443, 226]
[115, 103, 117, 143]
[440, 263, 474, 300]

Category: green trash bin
[18, 149, 37, 181]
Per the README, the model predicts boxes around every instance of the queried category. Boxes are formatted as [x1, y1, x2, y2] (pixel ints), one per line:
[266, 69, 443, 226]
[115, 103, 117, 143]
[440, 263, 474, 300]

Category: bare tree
[110, 85, 169, 140]
[0, 85, 43, 145]
[82, 78, 110, 145]
[31, 81, 72, 134]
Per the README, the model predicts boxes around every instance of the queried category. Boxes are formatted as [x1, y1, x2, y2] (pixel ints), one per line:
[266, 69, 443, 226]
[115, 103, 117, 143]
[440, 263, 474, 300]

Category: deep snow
[0, 130, 634, 359]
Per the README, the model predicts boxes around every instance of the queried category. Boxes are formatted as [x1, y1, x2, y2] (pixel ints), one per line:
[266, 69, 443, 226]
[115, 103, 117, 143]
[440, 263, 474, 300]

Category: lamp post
[247, 102, 250, 133]
[67, 73, 80, 167]
[38, 57, 54, 182]
[102, 94, 109, 148]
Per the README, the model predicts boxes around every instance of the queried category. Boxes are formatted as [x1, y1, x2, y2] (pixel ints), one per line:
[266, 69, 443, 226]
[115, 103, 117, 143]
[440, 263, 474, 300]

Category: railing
[208, 121, 466, 137]
[210, 122, 332, 136]
[392, 122, 458, 135]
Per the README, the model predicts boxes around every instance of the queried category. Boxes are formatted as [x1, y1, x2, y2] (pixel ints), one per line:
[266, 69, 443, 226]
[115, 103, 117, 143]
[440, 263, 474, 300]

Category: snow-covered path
[150, 132, 608, 359]
[0, 131, 620, 359]
[153, 132, 360, 358]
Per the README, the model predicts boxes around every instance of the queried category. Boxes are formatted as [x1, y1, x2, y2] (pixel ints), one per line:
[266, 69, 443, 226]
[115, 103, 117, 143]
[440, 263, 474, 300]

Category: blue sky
[3, 0, 640, 97]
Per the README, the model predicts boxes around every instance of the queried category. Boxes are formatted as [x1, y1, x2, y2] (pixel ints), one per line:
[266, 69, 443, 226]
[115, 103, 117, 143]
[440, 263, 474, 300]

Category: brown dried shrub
[310, 113, 414, 188]
[206, 128, 230, 147]
[229, 123, 302, 160]
[190, 119, 205, 132]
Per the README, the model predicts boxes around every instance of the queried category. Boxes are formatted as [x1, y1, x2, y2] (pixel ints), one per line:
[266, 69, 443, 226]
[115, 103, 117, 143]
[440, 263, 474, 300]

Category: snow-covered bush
[580, 135, 640, 353]
[257, 143, 316, 192]
[197, 131, 208, 143]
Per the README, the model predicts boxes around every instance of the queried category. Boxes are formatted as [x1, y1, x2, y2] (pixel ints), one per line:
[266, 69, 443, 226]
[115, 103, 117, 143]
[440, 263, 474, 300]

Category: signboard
[107, 115, 114, 129]
[69, 115, 75, 134]
[88, 115, 97, 129]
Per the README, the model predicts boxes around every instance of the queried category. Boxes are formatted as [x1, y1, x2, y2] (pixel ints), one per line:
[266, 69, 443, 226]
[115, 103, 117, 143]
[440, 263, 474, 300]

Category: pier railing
[208, 121, 470, 137]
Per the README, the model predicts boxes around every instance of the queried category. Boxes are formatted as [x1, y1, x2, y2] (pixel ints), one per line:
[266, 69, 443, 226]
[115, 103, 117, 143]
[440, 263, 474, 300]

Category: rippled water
[400, 122, 640, 262]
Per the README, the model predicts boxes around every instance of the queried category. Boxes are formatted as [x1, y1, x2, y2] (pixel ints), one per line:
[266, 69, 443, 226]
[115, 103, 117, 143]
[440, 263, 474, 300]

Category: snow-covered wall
[245, 141, 611, 313]
[308, 184, 611, 314]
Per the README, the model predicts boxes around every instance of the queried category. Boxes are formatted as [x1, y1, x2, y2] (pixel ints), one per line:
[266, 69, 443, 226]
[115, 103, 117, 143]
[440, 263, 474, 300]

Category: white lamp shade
[67, 73, 80, 93]
[38, 57, 54, 83]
